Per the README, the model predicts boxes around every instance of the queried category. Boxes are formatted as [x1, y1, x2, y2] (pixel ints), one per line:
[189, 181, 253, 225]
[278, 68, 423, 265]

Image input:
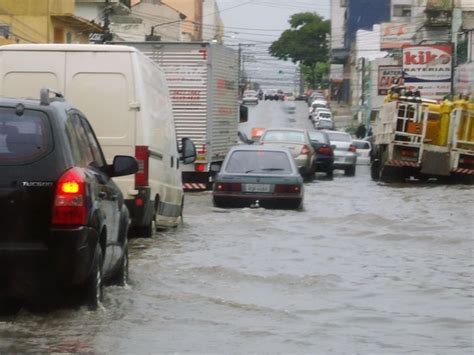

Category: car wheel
[0, 297, 22, 316]
[135, 221, 154, 238]
[85, 245, 103, 310]
[326, 168, 334, 179]
[345, 165, 356, 176]
[110, 240, 129, 286]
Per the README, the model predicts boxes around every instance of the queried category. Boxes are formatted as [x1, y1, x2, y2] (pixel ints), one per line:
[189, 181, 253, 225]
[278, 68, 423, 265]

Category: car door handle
[99, 191, 107, 199]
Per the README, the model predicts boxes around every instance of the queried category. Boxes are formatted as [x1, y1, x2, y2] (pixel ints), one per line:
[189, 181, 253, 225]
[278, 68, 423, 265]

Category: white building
[202, 0, 224, 43]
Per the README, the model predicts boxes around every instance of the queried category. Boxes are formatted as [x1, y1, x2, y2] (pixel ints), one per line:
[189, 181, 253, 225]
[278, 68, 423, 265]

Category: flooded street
[1, 102, 473, 353]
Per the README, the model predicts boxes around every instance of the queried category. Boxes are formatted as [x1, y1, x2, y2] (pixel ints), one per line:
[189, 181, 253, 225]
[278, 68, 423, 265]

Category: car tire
[345, 165, 356, 176]
[110, 240, 129, 287]
[135, 221, 154, 238]
[85, 245, 103, 310]
[326, 168, 334, 179]
[370, 159, 381, 181]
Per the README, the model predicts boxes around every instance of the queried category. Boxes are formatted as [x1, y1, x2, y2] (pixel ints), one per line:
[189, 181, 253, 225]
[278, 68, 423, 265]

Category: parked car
[311, 108, 332, 122]
[0, 89, 138, 310]
[242, 90, 259, 105]
[308, 130, 334, 178]
[308, 101, 329, 119]
[314, 118, 335, 130]
[308, 92, 327, 106]
[295, 94, 308, 102]
[324, 130, 357, 176]
[259, 128, 315, 179]
[212, 146, 304, 209]
[0, 44, 197, 238]
[352, 139, 372, 165]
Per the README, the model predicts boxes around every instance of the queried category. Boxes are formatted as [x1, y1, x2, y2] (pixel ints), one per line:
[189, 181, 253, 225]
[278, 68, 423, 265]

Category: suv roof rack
[40, 88, 64, 106]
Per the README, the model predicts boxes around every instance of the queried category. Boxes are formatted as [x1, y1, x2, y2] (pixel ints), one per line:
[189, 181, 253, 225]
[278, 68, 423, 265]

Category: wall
[330, 0, 346, 50]
[162, 0, 202, 40]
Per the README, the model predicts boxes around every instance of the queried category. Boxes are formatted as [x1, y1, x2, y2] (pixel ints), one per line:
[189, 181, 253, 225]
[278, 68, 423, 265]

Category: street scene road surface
[1, 101, 472, 353]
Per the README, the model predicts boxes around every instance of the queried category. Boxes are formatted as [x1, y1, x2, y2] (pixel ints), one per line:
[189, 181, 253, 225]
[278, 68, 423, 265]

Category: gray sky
[215, 0, 330, 91]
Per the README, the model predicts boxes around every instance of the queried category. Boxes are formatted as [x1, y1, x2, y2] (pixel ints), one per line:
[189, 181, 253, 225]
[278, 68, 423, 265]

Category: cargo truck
[370, 89, 474, 183]
[115, 42, 240, 190]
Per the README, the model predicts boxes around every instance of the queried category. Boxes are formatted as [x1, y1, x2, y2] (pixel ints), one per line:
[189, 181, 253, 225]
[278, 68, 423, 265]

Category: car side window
[65, 114, 86, 167]
[78, 115, 106, 168]
[71, 113, 95, 166]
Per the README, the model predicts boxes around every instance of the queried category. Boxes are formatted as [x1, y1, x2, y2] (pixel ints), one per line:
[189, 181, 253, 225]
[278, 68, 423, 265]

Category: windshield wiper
[262, 168, 284, 171]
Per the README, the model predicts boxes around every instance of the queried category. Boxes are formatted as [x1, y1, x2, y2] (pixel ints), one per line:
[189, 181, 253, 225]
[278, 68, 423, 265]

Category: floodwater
[0, 102, 472, 353]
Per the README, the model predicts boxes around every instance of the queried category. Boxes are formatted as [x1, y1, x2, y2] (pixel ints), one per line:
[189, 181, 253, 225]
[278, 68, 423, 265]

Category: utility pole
[102, 0, 112, 43]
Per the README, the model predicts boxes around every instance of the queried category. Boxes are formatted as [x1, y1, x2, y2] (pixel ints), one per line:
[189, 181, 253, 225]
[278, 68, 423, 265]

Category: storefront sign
[380, 22, 413, 50]
[378, 66, 403, 95]
[402, 44, 453, 99]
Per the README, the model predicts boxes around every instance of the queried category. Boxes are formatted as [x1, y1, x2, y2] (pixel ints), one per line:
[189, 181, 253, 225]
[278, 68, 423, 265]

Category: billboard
[378, 66, 403, 95]
[402, 44, 453, 99]
[380, 22, 413, 49]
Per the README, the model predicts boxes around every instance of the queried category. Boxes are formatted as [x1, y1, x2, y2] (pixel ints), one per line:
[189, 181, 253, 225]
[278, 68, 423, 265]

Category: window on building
[66, 32, 72, 44]
[393, 5, 412, 17]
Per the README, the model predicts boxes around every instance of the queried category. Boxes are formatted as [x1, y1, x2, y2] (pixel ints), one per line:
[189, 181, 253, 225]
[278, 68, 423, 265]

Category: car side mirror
[180, 137, 196, 164]
[109, 155, 138, 177]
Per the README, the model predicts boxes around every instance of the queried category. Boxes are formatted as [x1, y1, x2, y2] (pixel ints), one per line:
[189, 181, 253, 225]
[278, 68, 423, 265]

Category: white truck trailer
[116, 42, 240, 190]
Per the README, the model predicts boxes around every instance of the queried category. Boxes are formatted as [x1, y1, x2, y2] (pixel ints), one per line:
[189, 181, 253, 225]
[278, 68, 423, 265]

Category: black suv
[0, 89, 138, 310]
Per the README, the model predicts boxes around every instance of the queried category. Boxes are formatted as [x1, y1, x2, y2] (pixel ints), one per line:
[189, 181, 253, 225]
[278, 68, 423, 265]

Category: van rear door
[64, 50, 136, 161]
[0, 107, 56, 245]
[0, 49, 65, 98]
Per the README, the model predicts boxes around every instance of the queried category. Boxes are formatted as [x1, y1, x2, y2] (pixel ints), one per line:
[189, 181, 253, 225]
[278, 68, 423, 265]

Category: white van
[0, 44, 196, 237]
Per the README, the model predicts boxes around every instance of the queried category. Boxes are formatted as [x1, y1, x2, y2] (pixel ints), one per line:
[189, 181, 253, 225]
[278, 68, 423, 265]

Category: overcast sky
[214, 0, 330, 91]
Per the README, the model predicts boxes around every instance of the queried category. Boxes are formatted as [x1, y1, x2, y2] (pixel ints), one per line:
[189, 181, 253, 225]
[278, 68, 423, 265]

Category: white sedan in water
[352, 139, 372, 165]
[242, 90, 259, 105]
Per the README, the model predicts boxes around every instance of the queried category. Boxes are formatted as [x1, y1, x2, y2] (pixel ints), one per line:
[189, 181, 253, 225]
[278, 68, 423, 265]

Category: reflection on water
[1, 167, 473, 353]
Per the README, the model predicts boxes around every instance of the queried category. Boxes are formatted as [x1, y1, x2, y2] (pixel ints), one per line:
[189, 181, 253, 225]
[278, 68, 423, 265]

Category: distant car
[242, 90, 259, 105]
[259, 128, 315, 179]
[0, 89, 138, 310]
[308, 101, 329, 119]
[314, 118, 335, 130]
[311, 108, 332, 122]
[213, 146, 304, 209]
[308, 130, 334, 178]
[352, 139, 372, 165]
[264, 89, 279, 101]
[295, 94, 308, 102]
[308, 92, 327, 106]
[324, 130, 357, 176]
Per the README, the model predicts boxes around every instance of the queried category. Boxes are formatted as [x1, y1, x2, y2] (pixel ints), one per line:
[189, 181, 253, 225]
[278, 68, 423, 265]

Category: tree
[269, 12, 330, 88]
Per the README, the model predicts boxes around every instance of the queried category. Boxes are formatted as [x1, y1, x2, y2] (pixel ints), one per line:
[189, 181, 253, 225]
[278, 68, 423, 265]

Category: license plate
[245, 184, 271, 193]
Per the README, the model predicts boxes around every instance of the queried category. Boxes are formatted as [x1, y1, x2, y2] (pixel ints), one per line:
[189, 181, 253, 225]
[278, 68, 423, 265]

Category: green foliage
[269, 12, 330, 88]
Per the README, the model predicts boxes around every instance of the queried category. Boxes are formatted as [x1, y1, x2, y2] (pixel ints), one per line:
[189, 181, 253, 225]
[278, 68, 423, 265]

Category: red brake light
[195, 163, 206, 172]
[52, 167, 86, 226]
[275, 184, 301, 193]
[348, 144, 357, 153]
[135, 145, 149, 187]
[301, 144, 311, 155]
[215, 183, 241, 192]
[318, 146, 333, 155]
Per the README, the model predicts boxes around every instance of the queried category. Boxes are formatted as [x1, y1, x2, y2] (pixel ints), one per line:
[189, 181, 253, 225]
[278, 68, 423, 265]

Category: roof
[51, 15, 104, 33]
[0, 44, 137, 52]
[229, 145, 292, 154]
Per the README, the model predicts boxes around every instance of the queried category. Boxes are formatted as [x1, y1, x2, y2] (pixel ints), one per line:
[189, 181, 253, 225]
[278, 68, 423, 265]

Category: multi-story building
[0, 0, 102, 45]
[202, 0, 224, 43]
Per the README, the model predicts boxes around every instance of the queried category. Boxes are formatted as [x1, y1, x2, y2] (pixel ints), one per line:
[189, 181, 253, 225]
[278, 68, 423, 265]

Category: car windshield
[319, 113, 331, 118]
[318, 120, 333, 128]
[225, 150, 293, 174]
[261, 130, 305, 143]
[354, 141, 370, 149]
[244, 91, 257, 96]
[326, 132, 351, 142]
[308, 131, 327, 143]
[0, 108, 52, 165]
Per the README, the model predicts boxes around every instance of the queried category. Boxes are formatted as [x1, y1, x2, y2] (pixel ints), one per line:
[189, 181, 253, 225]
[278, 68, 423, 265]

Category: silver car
[212, 146, 304, 209]
[324, 130, 357, 176]
[259, 128, 316, 178]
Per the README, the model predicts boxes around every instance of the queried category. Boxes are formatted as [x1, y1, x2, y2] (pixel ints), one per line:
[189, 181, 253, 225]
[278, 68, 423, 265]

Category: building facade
[0, 0, 102, 45]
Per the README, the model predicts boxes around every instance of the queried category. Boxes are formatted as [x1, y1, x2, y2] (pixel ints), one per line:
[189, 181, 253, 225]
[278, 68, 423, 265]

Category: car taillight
[52, 167, 86, 226]
[301, 144, 311, 155]
[348, 144, 357, 153]
[459, 156, 474, 165]
[135, 145, 149, 187]
[275, 184, 301, 193]
[215, 183, 241, 192]
[318, 146, 333, 155]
